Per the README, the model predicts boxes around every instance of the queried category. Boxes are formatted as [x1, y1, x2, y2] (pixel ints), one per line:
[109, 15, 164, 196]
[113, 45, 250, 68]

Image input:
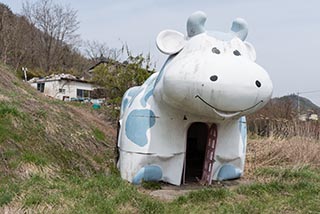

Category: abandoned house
[28, 73, 96, 101]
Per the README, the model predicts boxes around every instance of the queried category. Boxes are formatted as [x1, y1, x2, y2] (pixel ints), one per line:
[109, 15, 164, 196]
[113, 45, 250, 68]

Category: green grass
[92, 128, 106, 142]
[0, 102, 25, 142]
[1, 167, 319, 213]
[22, 151, 48, 166]
[0, 103, 20, 117]
[165, 167, 320, 213]
[0, 179, 20, 206]
[1, 172, 164, 213]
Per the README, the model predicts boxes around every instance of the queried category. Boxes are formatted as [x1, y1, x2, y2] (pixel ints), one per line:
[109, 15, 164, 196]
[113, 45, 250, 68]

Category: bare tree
[0, 4, 14, 64]
[22, 0, 80, 73]
[84, 40, 122, 62]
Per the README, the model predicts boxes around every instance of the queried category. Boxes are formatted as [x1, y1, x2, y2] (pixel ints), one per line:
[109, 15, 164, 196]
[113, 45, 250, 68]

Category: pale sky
[2, 0, 320, 105]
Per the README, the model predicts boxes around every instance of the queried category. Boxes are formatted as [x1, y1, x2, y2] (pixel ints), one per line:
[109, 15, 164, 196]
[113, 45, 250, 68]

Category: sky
[2, 0, 320, 105]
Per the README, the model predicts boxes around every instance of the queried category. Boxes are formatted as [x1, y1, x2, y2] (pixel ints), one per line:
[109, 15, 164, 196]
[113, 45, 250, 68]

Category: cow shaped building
[117, 11, 273, 185]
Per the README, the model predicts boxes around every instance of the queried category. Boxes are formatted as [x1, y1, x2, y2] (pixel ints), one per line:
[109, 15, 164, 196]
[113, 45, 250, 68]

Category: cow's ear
[244, 42, 256, 61]
[156, 30, 185, 55]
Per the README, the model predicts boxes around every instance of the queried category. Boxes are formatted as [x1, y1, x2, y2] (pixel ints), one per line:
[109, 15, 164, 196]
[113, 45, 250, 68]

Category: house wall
[30, 80, 95, 100]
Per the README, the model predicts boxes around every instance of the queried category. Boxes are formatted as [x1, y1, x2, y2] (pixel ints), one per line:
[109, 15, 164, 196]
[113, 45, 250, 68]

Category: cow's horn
[231, 18, 248, 41]
[187, 11, 207, 37]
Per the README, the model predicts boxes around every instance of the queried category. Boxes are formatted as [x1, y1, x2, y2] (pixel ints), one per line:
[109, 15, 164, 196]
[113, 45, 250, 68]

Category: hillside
[0, 64, 120, 211]
[0, 63, 116, 174]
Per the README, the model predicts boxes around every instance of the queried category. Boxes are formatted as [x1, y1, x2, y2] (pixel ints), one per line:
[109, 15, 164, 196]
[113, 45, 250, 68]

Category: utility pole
[297, 92, 300, 117]
[22, 67, 28, 81]
[296, 89, 320, 119]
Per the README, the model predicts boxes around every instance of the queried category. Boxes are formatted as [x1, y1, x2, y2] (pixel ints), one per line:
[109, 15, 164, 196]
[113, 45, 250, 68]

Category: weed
[0, 104, 20, 117]
[24, 193, 43, 206]
[0, 191, 13, 206]
[22, 151, 48, 166]
[92, 155, 104, 164]
[92, 127, 106, 142]
[2, 149, 18, 159]
[0, 182, 20, 206]
[0, 117, 23, 143]
[36, 109, 47, 118]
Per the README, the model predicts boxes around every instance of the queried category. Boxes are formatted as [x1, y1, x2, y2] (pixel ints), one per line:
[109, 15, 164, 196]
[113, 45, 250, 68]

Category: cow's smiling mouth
[195, 95, 263, 118]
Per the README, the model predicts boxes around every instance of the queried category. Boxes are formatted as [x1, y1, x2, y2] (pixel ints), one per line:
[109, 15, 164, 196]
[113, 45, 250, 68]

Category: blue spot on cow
[217, 164, 242, 181]
[125, 109, 156, 147]
[132, 165, 163, 184]
[140, 76, 157, 107]
[154, 56, 174, 88]
[141, 84, 154, 107]
[120, 98, 128, 115]
[128, 86, 141, 97]
[128, 86, 145, 108]
[121, 86, 141, 116]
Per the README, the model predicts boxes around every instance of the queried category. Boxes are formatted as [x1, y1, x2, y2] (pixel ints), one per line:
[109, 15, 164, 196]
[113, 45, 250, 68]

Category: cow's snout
[209, 74, 263, 89]
[158, 47, 273, 118]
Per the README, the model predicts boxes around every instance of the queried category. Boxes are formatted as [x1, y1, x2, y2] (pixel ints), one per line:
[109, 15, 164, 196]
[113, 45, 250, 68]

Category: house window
[77, 89, 90, 98]
[59, 88, 66, 94]
[37, 83, 45, 93]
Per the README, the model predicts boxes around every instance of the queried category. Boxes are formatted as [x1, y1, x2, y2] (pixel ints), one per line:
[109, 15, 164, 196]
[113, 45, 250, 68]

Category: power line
[297, 89, 320, 95]
[296, 89, 320, 117]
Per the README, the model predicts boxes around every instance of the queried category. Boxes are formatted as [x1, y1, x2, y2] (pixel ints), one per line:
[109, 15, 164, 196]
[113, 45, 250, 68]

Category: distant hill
[248, 94, 320, 120]
[272, 94, 320, 115]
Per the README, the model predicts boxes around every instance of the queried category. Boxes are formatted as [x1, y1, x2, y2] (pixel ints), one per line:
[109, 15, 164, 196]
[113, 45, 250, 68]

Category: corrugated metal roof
[28, 73, 90, 83]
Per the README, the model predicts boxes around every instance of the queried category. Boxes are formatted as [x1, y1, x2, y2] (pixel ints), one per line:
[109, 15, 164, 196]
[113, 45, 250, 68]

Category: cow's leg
[212, 117, 247, 181]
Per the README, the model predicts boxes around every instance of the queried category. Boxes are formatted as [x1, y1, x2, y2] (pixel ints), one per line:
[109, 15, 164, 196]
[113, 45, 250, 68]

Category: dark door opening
[184, 122, 208, 183]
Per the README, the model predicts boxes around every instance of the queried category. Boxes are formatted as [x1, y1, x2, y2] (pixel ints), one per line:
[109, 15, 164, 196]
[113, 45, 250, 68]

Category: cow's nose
[210, 75, 218, 82]
[255, 80, 261, 88]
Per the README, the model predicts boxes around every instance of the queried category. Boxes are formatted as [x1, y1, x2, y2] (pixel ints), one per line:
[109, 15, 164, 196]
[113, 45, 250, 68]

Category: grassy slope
[0, 64, 319, 213]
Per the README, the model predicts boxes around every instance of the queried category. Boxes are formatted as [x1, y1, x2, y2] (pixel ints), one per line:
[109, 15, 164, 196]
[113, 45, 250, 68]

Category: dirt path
[146, 179, 253, 201]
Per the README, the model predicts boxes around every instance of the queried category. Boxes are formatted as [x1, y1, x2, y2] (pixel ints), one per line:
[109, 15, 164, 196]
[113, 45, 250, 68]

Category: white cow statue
[117, 11, 273, 185]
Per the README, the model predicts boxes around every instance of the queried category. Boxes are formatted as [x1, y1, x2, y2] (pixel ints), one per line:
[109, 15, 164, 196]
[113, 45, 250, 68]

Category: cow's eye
[233, 50, 241, 56]
[212, 47, 220, 54]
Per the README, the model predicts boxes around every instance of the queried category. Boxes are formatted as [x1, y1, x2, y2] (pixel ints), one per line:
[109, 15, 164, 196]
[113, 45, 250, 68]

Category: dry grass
[0, 94, 9, 101]
[245, 137, 320, 178]
[15, 163, 59, 179]
[68, 105, 117, 143]
[248, 118, 320, 139]
[1, 201, 70, 214]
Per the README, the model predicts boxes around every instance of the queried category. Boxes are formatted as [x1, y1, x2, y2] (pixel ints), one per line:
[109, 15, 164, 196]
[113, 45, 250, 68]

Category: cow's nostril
[212, 47, 221, 54]
[210, 75, 218, 82]
[255, 80, 262, 88]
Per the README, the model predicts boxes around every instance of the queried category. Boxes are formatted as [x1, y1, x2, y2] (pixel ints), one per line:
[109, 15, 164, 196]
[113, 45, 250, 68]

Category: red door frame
[200, 123, 218, 185]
